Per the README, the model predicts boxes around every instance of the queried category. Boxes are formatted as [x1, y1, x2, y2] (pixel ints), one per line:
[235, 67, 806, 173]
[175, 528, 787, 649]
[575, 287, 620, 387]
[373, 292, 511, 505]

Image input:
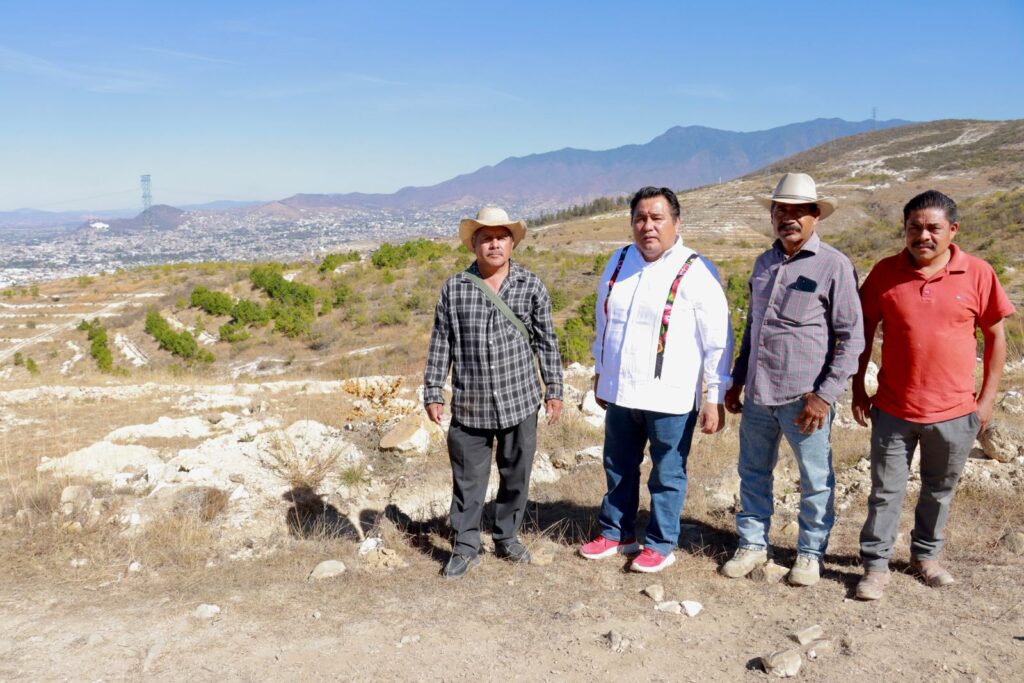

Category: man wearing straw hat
[721, 173, 864, 587]
[424, 206, 564, 579]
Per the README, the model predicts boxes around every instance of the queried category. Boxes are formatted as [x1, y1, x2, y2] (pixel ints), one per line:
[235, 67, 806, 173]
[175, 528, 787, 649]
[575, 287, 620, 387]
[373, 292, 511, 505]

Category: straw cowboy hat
[757, 172, 837, 219]
[459, 206, 527, 250]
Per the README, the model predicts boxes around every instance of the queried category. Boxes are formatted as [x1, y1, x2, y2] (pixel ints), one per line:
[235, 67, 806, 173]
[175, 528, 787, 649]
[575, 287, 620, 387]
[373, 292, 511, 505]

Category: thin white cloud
[133, 45, 240, 66]
[0, 45, 159, 93]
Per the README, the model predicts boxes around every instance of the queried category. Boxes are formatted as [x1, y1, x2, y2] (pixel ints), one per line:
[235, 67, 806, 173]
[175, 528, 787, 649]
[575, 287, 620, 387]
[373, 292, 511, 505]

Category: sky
[1, 1, 1022, 212]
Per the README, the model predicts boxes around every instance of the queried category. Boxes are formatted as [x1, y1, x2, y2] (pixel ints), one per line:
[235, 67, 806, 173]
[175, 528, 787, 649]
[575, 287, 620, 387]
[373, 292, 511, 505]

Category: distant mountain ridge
[277, 118, 910, 212]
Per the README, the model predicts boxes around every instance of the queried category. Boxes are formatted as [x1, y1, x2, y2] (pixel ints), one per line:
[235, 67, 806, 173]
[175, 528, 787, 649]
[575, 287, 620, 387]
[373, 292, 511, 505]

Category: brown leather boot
[910, 558, 955, 587]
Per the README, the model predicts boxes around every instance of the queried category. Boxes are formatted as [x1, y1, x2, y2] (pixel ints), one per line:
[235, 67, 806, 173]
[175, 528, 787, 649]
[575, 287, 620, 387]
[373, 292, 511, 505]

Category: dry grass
[260, 431, 346, 491]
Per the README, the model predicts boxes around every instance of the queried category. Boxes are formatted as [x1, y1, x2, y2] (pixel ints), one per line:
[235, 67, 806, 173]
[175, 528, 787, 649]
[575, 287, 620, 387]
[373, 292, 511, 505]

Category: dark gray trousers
[859, 406, 979, 570]
[447, 414, 537, 556]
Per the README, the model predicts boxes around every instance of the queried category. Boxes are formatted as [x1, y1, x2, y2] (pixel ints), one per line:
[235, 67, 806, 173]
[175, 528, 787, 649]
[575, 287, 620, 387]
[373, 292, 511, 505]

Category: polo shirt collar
[772, 230, 821, 258]
[898, 243, 968, 274]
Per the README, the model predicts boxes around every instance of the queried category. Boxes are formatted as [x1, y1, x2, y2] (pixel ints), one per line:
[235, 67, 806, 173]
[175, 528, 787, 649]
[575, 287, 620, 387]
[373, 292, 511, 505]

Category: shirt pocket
[778, 286, 824, 325]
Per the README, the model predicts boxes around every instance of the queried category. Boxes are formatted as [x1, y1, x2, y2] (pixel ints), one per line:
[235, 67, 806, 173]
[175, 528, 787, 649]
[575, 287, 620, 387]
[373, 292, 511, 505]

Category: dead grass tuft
[260, 431, 345, 490]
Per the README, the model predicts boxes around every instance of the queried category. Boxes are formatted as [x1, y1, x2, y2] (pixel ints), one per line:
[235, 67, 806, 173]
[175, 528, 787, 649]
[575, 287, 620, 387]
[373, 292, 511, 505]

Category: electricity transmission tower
[140, 174, 152, 229]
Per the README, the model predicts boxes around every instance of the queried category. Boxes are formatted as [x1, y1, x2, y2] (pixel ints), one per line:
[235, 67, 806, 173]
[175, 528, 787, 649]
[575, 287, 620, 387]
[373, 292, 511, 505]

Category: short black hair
[630, 186, 680, 219]
[903, 190, 958, 224]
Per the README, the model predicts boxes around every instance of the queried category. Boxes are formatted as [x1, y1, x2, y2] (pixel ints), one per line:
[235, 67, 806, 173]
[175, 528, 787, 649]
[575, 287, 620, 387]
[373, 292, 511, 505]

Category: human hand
[795, 393, 830, 434]
[699, 402, 725, 434]
[724, 385, 743, 414]
[593, 374, 607, 410]
[545, 399, 563, 425]
[851, 388, 872, 427]
[976, 395, 995, 435]
[425, 403, 444, 425]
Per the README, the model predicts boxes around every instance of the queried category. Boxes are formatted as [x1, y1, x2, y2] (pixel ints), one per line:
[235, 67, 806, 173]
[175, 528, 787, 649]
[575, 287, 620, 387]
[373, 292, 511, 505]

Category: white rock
[308, 559, 347, 581]
[70, 558, 89, 568]
[584, 415, 605, 429]
[60, 485, 92, 516]
[530, 452, 561, 484]
[106, 416, 212, 442]
[563, 363, 595, 379]
[577, 446, 603, 460]
[655, 600, 682, 614]
[979, 421, 1022, 463]
[581, 391, 606, 418]
[642, 584, 665, 602]
[359, 537, 384, 555]
[792, 624, 825, 645]
[680, 600, 703, 617]
[40, 443, 162, 481]
[762, 649, 802, 677]
[193, 604, 221, 619]
[863, 361, 879, 395]
[379, 413, 436, 453]
[128, 561, 142, 573]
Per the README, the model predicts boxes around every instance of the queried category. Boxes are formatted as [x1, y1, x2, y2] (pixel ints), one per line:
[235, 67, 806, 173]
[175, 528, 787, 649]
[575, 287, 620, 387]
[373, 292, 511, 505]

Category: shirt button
[923, 289, 931, 295]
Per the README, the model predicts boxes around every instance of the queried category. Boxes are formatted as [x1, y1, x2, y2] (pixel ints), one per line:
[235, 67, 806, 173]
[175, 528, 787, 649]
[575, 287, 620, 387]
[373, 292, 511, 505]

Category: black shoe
[495, 540, 531, 564]
[442, 553, 480, 579]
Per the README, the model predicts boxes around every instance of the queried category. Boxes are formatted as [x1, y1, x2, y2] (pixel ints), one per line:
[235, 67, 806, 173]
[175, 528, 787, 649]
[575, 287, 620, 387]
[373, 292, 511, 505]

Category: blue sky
[1, 1, 1021, 211]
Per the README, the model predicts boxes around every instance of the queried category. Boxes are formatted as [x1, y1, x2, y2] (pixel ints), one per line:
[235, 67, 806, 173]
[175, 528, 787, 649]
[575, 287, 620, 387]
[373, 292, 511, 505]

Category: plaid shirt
[732, 232, 864, 405]
[424, 260, 563, 430]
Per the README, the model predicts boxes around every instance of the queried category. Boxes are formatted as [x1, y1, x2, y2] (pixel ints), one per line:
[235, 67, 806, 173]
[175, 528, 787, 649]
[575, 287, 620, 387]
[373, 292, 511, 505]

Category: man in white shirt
[579, 186, 734, 573]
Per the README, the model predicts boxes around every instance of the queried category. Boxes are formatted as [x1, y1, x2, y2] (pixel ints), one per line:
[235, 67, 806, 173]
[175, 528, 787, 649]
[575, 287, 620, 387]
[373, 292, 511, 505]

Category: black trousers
[447, 413, 538, 556]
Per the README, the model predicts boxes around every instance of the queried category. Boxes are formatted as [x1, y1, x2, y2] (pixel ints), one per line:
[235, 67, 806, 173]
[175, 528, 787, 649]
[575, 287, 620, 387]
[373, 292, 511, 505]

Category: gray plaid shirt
[732, 232, 864, 406]
[424, 260, 563, 430]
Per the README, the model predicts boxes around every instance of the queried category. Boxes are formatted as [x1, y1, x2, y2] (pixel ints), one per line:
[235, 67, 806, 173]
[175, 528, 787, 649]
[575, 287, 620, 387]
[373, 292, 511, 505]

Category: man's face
[771, 202, 820, 255]
[472, 225, 514, 269]
[905, 207, 958, 266]
[631, 196, 680, 261]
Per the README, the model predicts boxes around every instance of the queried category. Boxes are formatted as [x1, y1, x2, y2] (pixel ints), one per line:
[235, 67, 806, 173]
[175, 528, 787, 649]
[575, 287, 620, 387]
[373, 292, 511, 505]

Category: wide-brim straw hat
[459, 206, 527, 250]
[757, 172, 837, 219]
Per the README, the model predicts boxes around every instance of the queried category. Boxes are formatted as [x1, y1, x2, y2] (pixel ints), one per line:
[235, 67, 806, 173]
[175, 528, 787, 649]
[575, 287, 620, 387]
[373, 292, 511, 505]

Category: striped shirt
[424, 260, 563, 430]
[732, 232, 864, 405]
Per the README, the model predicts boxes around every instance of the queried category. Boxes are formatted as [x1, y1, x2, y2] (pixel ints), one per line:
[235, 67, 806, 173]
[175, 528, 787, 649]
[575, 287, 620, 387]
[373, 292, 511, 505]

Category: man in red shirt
[851, 190, 1015, 600]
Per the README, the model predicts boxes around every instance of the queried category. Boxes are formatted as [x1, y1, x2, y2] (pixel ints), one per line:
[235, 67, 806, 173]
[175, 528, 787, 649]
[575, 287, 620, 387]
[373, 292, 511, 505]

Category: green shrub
[219, 322, 250, 343]
[145, 310, 214, 362]
[549, 289, 569, 312]
[78, 318, 114, 372]
[271, 304, 315, 338]
[318, 251, 361, 273]
[371, 239, 448, 269]
[25, 357, 38, 374]
[231, 299, 271, 326]
[190, 286, 234, 316]
[12, 352, 23, 366]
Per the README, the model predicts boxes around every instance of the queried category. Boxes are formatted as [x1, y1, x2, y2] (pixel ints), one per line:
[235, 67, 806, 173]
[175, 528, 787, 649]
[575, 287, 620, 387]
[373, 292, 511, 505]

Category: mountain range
[278, 117, 909, 212]
[1, 118, 910, 232]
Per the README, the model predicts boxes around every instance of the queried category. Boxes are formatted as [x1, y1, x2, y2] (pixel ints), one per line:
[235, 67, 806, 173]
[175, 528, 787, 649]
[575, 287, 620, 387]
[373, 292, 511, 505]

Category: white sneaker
[788, 554, 821, 586]
[720, 547, 768, 578]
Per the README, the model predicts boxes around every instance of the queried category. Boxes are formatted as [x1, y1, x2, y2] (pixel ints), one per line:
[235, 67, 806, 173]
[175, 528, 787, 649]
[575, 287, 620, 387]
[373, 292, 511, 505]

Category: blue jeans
[598, 403, 698, 556]
[736, 399, 835, 557]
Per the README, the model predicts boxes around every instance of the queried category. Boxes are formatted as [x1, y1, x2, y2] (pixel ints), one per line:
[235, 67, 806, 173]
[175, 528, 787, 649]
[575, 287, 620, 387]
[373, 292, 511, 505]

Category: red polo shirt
[860, 244, 1015, 423]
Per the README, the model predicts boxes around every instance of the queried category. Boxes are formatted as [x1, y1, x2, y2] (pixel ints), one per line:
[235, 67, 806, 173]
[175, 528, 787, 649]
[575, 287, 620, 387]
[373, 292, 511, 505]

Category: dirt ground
[1, 382, 1022, 682]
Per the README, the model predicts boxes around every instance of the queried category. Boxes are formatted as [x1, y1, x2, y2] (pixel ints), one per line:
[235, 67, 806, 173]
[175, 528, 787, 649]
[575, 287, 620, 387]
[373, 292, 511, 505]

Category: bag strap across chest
[603, 246, 701, 378]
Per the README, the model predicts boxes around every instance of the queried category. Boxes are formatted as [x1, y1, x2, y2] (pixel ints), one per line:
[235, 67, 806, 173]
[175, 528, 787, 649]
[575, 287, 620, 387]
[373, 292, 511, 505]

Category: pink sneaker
[579, 535, 640, 560]
[629, 547, 676, 573]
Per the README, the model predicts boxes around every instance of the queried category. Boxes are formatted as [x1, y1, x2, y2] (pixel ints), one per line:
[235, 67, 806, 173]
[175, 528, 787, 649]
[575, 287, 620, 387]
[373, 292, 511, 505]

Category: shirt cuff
[814, 388, 838, 405]
[545, 384, 563, 401]
[423, 387, 444, 405]
[705, 382, 728, 404]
